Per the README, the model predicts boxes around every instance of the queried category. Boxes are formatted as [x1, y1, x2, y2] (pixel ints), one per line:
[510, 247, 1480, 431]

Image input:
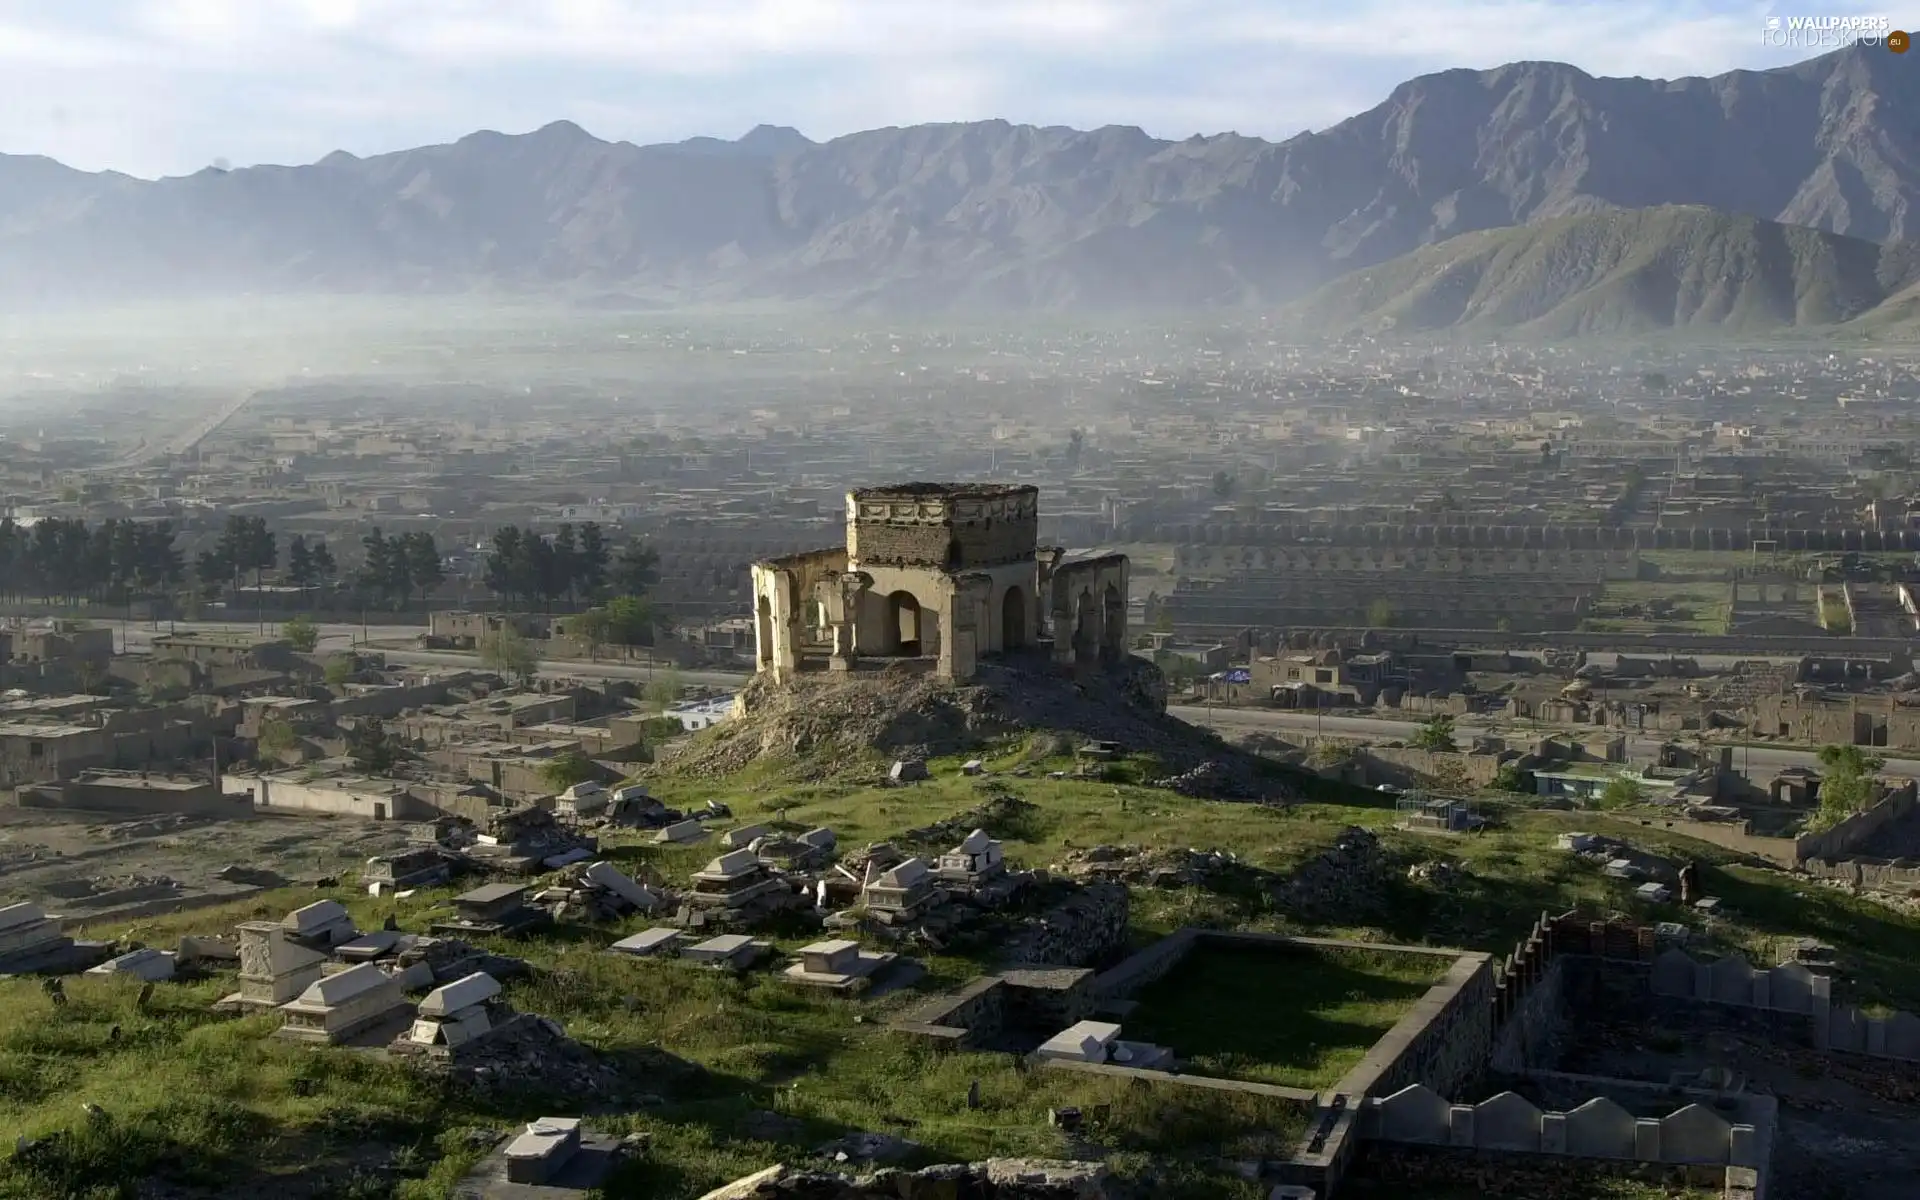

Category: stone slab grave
[0, 901, 110, 976]
[432, 884, 552, 938]
[1033, 1019, 1175, 1071]
[781, 938, 899, 992]
[395, 971, 509, 1054]
[609, 928, 683, 958]
[654, 819, 709, 845]
[220, 919, 335, 1011]
[682, 933, 771, 971]
[276, 961, 413, 1045]
[86, 947, 176, 982]
[456, 1117, 622, 1197]
[719, 823, 771, 851]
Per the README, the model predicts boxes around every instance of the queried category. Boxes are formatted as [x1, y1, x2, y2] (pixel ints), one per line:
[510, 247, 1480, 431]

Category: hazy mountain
[1279, 206, 1920, 337]
[1, 42, 1916, 312]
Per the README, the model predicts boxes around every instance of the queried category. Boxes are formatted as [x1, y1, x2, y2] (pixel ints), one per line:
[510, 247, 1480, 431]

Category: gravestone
[1658, 1103, 1731, 1164]
[1563, 1097, 1635, 1158]
[1472, 1091, 1542, 1152]
[1375, 1084, 1449, 1144]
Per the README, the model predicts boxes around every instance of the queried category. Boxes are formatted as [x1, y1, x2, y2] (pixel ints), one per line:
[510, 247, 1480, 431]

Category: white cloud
[0, 0, 1876, 177]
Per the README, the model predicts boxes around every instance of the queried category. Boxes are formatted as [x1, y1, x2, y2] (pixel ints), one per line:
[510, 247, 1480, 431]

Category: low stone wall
[1650, 946, 1920, 1063]
[1003, 882, 1128, 968]
[1357, 1143, 1737, 1198]
[1802, 854, 1920, 892]
[1090, 926, 1200, 998]
[1366, 1082, 1769, 1169]
[887, 976, 1005, 1048]
[1794, 788, 1918, 864]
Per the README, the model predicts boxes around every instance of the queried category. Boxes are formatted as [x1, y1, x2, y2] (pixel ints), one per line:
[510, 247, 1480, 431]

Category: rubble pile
[1056, 844, 1263, 891]
[533, 861, 673, 922]
[1002, 881, 1129, 967]
[901, 795, 1036, 845]
[1273, 827, 1391, 919]
[702, 1158, 1111, 1199]
[658, 657, 1256, 784]
[1148, 758, 1266, 800]
[414, 1013, 636, 1099]
[452, 806, 598, 875]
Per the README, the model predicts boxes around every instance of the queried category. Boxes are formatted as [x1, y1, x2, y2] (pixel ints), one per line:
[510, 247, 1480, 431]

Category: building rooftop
[850, 482, 1035, 501]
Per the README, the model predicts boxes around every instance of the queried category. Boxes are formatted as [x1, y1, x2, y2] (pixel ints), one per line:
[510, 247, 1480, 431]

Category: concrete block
[1447, 1105, 1475, 1147]
[1651, 947, 1697, 998]
[1539, 1112, 1567, 1154]
[1658, 1103, 1731, 1164]
[1564, 1097, 1636, 1159]
[1472, 1091, 1542, 1152]
[1729, 1123, 1759, 1167]
[1633, 1118, 1662, 1162]
[1376, 1084, 1449, 1144]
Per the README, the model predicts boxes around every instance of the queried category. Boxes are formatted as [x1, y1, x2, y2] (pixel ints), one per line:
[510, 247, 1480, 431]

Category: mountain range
[2, 42, 1918, 326]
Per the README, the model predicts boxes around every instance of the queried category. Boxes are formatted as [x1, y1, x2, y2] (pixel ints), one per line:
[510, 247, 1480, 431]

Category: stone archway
[756, 594, 774, 667]
[1073, 588, 1097, 664]
[1100, 583, 1125, 663]
[1001, 586, 1027, 652]
[886, 590, 922, 656]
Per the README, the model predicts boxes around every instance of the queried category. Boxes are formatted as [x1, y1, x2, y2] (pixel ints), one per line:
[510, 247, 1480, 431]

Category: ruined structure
[750, 483, 1129, 683]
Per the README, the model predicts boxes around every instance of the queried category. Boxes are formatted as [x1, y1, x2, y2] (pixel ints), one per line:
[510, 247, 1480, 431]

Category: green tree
[323, 654, 356, 687]
[1211, 470, 1235, 499]
[1599, 776, 1646, 810]
[478, 626, 540, 684]
[1367, 598, 1395, 628]
[347, 717, 400, 773]
[540, 750, 597, 793]
[282, 613, 319, 653]
[568, 608, 611, 659]
[1492, 762, 1528, 793]
[645, 668, 684, 712]
[404, 533, 444, 605]
[609, 539, 660, 598]
[605, 594, 656, 646]
[1413, 714, 1456, 752]
[1812, 744, 1885, 829]
[257, 717, 299, 760]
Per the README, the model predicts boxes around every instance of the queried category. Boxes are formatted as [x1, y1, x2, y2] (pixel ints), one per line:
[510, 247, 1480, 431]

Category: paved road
[1170, 705, 1920, 778]
[115, 619, 752, 689]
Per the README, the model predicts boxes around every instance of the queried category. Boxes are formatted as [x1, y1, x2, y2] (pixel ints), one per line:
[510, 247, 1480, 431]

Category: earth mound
[655, 655, 1277, 792]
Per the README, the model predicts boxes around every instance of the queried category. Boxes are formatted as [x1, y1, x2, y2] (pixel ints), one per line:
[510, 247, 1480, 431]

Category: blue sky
[0, 1, 1897, 178]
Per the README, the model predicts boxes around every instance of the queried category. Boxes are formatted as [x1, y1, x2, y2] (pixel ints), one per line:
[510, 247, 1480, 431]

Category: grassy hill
[1281, 205, 1920, 339]
[5, 689, 1919, 1199]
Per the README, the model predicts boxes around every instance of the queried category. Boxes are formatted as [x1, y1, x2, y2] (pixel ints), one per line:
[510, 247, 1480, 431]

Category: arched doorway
[886, 591, 922, 656]
[1073, 588, 1096, 663]
[756, 595, 774, 667]
[1001, 586, 1027, 652]
[1101, 583, 1125, 663]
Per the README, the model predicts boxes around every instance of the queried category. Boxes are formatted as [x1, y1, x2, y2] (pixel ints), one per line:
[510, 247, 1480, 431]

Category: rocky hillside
[3, 44, 1917, 311]
[1280, 205, 1920, 338]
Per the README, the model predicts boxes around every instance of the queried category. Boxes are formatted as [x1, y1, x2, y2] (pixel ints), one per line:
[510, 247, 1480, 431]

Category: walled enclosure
[750, 484, 1128, 683]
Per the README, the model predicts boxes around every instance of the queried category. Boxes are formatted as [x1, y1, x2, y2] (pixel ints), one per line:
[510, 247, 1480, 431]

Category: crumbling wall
[1274, 827, 1391, 920]
[1803, 855, 1920, 892]
[1002, 882, 1127, 968]
[697, 1157, 1109, 1200]
[1794, 788, 1919, 863]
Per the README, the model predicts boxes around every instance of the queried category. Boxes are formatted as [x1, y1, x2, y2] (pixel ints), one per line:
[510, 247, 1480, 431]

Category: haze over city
[0, 6, 1917, 1200]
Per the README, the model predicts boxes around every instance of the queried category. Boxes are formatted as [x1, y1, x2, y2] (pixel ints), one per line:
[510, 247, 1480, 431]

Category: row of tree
[0, 517, 184, 605]
[482, 523, 658, 610]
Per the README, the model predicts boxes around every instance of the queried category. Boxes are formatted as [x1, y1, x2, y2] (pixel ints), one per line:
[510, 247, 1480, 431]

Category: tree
[286, 535, 314, 587]
[478, 626, 540, 683]
[609, 539, 659, 597]
[568, 608, 611, 659]
[308, 540, 336, 588]
[1599, 776, 1646, 809]
[645, 669, 683, 712]
[257, 717, 299, 761]
[282, 613, 319, 653]
[1812, 744, 1885, 829]
[540, 750, 598, 793]
[404, 532, 444, 605]
[1412, 714, 1457, 752]
[576, 522, 611, 599]
[605, 595, 656, 646]
[1492, 763, 1528, 793]
[1367, 598, 1395, 628]
[323, 654, 357, 687]
[347, 716, 400, 773]
[1211, 470, 1235, 499]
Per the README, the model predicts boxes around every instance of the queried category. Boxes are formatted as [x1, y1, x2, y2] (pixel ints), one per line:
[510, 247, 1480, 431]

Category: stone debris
[1272, 827, 1390, 920]
[692, 1157, 1111, 1199]
[814, 1131, 918, 1165]
[410, 1009, 636, 1099]
[1056, 844, 1256, 891]
[1148, 758, 1267, 800]
[533, 860, 672, 922]
[1407, 860, 1467, 888]
[901, 795, 1036, 845]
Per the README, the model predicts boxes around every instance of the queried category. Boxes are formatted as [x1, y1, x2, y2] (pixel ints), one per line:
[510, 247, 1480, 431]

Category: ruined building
[750, 483, 1129, 683]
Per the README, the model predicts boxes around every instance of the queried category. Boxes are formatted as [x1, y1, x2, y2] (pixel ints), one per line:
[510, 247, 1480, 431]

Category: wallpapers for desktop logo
[1761, 13, 1899, 49]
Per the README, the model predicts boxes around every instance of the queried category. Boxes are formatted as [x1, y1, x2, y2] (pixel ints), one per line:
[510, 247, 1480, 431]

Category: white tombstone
[1037, 1020, 1122, 1064]
[610, 928, 683, 958]
[720, 824, 772, 851]
[87, 947, 175, 982]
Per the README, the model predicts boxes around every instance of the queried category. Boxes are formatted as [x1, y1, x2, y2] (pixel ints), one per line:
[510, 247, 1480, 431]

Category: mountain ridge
[2, 43, 1917, 313]
[1279, 205, 1920, 338]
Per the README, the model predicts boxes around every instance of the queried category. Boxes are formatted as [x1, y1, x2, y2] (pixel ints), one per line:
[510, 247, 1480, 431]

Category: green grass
[6, 742, 1920, 1198]
[1125, 944, 1451, 1089]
